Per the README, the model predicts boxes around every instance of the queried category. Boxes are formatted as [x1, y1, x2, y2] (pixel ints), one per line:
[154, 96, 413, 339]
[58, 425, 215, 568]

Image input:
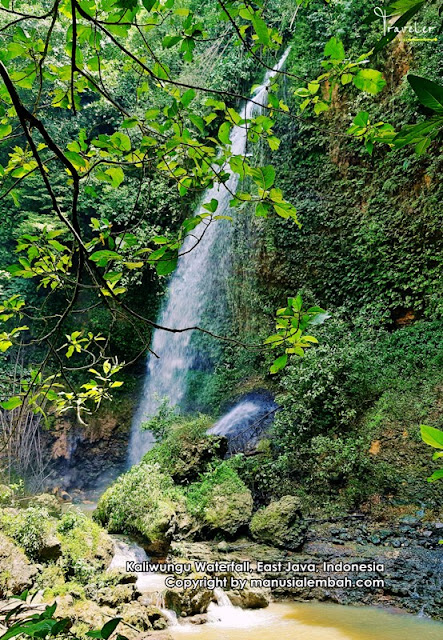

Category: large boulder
[164, 577, 213, 616]
[143, 416, 227, 484]
[187, 462, 253, 537]
[249, 495, 307, 550]
[226, 586, 270, 609]
[0, 532, 38, 597]
[167, 436, 228, 484]
[118, 604, 168, 632]
[94, 463, 184, 556]
[204, 489, 253, 536]
[56, 510, 114, 581]
[38, 533, 62, 561]
[34, 494, 62, 517]
[94, 584, 139, 607]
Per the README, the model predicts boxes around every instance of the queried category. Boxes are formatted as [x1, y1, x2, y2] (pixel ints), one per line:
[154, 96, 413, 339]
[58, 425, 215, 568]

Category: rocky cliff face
[43, 397, 134, 498]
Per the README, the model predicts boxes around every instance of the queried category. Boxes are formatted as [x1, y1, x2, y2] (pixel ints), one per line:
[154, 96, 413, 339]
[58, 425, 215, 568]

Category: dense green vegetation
[0, 0, 442, 558]
[181, 0, 443, 515]
[1, 2, 443, 637]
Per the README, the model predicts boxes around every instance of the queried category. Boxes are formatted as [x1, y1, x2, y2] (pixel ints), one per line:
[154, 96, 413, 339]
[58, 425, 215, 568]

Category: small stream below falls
[170, 601, 443, 640]
[101, 535, 443, 640]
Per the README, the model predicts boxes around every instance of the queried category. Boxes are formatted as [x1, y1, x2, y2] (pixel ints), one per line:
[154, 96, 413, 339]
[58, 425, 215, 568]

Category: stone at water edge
[118, 603, 168, 632]
[186, 614, 209, 624]
[164, 579, 213, 616]
[226, 587, 270, 609]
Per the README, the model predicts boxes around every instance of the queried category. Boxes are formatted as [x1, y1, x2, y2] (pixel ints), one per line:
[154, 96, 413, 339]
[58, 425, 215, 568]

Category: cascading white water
[127, 49, 291, 466]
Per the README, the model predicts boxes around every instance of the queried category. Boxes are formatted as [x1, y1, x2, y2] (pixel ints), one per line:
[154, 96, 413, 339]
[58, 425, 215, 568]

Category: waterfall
[108, 535, 167, 593]
[127, 49, 291, 467]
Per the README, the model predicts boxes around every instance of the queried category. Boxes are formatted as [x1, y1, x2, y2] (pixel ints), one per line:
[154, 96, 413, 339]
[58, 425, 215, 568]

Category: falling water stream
[127, 49, 291, 466]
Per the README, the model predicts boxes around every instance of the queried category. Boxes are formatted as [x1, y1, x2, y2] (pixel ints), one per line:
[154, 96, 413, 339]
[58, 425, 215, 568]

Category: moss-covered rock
[118, 603, 168, 632]
[0, 506, 57, 560]
[94, 463, 185, 556]
[56, 510, 114, 582]
[249, 495, 307, 550]
[145, 433, 227, 484]
[0, 484, 14, 506]
[34, 493, 62, 517]
[0, 532, 38, 597]
[186, 462, 253, 537]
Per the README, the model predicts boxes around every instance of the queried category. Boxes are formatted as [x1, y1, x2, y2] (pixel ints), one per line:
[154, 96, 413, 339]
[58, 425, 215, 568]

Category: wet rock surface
[164, 582, 213, 617]
[170, 513, 443, 621]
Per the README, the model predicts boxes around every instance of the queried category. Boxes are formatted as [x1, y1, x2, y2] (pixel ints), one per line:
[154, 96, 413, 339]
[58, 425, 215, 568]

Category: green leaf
[249, 165, 275, 189]
[121, 117, 139, 129]
[267, 136, 280, 151]
[0, 396, 22, 410]
[308, 82, 320, 94]
[324, 37, 345, 61]
[270, 354, 288, 374]
[421, 424, 443, 449]
[202, 198, 218, 213]
[251, 14, 269, 45]
[0, 123, 12, 138]
[189, 114, 205, 133]
[415, 137, 431, 154]
[408, 75, 443, 115]
[105, 166, 125, 188]
[255, 202, 270, 217]
[110, 132, 131, 151]
[218, 121, 231, 145]
[89, 250, 122, 266]
[101, 618, 122, 640]
[156, 253, 178, 276]
[427, 469, 443, 483]
[354, 111, 370, 127]
[65, 150, 88, 170]
[353, 69, 386, 95]
[181, 89, 196, 107]
[314, 101, 328, 115]
[162, 35, 181, 48]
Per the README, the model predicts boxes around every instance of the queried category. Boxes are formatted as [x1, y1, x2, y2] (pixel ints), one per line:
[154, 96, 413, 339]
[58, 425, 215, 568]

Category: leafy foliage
[420, 424, 443, 483]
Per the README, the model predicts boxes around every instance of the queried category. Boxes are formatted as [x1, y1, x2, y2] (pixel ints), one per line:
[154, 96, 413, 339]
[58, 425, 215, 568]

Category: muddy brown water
[171, 601, 443, 640]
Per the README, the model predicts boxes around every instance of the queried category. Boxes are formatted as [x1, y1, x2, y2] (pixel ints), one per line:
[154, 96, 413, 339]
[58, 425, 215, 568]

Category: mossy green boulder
[0, 532, 38, 597]
[57, 510, 114, 582]
[186, 461, 253, 537]
[250, 495, 307, 550]
[94, 462, 185, 555]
